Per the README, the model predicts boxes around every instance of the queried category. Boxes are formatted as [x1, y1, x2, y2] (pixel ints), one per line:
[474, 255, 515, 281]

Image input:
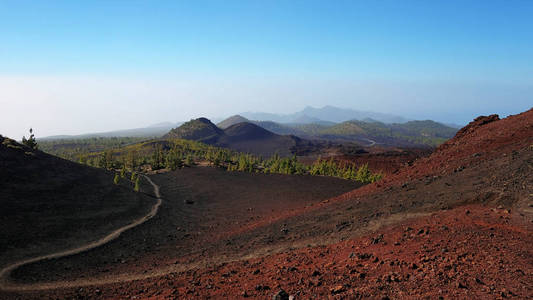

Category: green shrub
[134, 177, 140, 192]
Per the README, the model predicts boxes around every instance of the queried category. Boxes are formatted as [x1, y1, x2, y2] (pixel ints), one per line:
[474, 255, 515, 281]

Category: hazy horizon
[1, 1, 532, 139]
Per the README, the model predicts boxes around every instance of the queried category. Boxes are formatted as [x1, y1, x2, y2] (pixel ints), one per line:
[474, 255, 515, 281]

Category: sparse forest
[40, 137, 383, 183]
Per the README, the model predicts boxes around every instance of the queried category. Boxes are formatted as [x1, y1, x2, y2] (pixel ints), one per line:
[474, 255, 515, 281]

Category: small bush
[134, 177, 140, 192]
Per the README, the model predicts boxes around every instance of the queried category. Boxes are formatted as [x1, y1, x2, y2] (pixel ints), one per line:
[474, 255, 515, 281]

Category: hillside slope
[163, 117, 224, 143]
[314, 119, 456, 146]
[0, 136, 155, 270]
[218, 122, 303, 157]
[164, 118, 307, 157]
[216, 115, 250, 129]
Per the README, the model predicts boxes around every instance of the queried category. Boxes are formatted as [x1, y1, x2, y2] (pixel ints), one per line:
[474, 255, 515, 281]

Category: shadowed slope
[0, 136, 155, 270]
[163, 118, 224, 143]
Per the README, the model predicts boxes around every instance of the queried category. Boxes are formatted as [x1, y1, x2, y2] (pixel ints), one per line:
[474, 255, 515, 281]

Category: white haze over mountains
[1, 75, 530, 140]
[241, 105, 409, 124]
[39, 105, 450, 140]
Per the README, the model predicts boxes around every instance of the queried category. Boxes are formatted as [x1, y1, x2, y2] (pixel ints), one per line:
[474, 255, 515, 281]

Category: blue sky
[1, 0, 532, 138]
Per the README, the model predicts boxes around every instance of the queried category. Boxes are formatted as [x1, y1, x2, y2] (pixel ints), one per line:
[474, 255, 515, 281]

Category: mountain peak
[197, 117, 214, 124]
[217, 115, 250, 129]
[163, 117, 223, 142]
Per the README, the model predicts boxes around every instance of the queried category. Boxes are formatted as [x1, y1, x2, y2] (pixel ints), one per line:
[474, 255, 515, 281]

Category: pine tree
[134, 177, 140, 192]
[22, 128, 38, 150]
[98, 152, 107, 169]
[78, 155, 88, 165]
[105, 150, 114, 169]
[120, 165, 127, 178]
[356, 163, 371, 183]
[185, 154, 194, 166]
[126, 150, 138, 171]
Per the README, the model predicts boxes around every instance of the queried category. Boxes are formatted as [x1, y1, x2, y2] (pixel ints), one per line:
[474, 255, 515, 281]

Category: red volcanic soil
[336, 149, 430, 177]
[387, 110, 533, 182]
[1, 109, 532, 299]
[46, 204, 530, 299]
[299, 144, 430, 177]
[335, 109, 533, 199]
[6, 168, 362, 287]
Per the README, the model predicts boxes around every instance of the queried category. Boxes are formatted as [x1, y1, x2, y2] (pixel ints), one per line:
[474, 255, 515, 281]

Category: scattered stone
[272, 289, 289, 300]
[331, 285, 346, 295]
[336, 221, 352, 231]
[357, 253, 372, 260]
[500, 291, 507, 298]
[371, 234, 384, 244]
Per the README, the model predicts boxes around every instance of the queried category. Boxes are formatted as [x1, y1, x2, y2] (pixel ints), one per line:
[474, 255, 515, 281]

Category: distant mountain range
[217, 115, 457, 147]
[39, 106, 458, 147]
[40, 122, 183, 140]
[241, 105, 409, 124]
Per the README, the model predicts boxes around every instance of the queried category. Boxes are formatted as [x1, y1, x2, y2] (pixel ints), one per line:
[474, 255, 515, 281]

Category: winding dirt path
[0, 175, 162, 292]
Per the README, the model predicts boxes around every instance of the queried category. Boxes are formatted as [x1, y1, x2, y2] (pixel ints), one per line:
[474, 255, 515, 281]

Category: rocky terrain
[0, 109, 531, 299]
